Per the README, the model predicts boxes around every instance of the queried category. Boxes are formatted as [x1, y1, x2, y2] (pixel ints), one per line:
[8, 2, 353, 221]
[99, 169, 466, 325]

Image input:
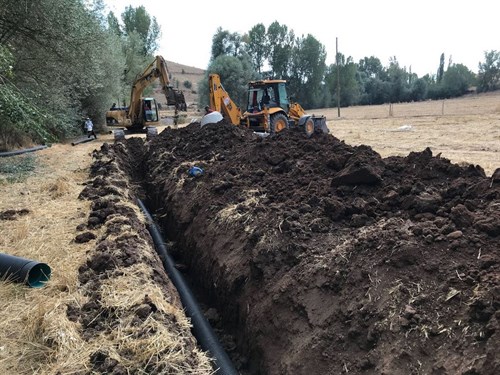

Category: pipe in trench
[0, 145, 48, 157]
[0, 253, 51, 288]
[71, 137, 95, 146]
[137, 199, 239, 375]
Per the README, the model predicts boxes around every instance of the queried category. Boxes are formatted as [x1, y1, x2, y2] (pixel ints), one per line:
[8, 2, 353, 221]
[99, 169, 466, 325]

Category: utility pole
[336, 37, 340, 117]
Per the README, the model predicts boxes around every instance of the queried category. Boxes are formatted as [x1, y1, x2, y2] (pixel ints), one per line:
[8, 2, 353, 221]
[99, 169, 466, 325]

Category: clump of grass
[0, 154, 36, 183]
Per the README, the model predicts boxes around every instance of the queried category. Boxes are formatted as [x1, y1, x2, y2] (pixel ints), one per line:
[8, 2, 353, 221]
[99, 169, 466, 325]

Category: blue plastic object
[189, 166, 204, 177]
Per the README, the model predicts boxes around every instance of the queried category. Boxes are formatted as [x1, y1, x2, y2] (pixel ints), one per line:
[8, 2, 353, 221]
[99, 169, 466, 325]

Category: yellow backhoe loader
[207, 74, 328, 136]
[106, 55, 187, 135]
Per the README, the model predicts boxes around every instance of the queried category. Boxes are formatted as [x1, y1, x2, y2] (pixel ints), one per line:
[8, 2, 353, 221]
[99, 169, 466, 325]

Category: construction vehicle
[106, 55, 187, 133]
[207, 74, 328, 136]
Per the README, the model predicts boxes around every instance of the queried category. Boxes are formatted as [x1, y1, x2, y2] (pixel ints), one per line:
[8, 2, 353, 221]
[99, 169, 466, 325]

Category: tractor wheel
[270, 113, 289, 134]
[146, 127, 158, 140]
[304, 117, 314, 137]
[114, 129, 125, 141]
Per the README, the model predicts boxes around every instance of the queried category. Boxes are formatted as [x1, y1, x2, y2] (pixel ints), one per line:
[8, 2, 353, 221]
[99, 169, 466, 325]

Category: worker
[204, 106, 213, 114]
[84, 117, 97, 139]
[144, 102, 153, 121]
[262, 91, 270, 105]
[174, 108, 179, 129]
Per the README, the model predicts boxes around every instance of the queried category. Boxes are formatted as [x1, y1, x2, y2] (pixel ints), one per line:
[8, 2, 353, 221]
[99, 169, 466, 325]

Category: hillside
[152, 60, 206, 108]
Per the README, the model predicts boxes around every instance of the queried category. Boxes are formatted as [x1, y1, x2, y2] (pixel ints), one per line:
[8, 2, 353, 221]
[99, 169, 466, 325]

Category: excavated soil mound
[103, 122, 498, 374]
[74, 142, 212, 374]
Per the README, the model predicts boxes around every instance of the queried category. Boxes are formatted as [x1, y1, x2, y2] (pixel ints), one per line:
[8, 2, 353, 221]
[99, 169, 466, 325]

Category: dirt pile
[75, 141, 212, 374]
[90, 121, 499, 374]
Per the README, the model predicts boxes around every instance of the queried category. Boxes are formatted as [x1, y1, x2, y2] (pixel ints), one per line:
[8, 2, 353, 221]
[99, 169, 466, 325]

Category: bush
[183, 80, 192, 89]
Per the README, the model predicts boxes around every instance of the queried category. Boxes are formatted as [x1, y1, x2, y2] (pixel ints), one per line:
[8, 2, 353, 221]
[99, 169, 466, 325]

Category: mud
[89, 121, 499, 374]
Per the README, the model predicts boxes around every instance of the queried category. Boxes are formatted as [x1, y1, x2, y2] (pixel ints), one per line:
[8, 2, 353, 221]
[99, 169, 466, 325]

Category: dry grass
[215, 189, 262, 225]
[0, 133, 214, 374]
[322, 91, 500, 176]
[0, 141, 96, 374]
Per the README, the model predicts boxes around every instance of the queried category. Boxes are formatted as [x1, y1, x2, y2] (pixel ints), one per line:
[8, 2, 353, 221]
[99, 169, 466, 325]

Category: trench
[139, 195, 261, 374]
[105, 123, 500, 375]
[116, 137, 262, 374]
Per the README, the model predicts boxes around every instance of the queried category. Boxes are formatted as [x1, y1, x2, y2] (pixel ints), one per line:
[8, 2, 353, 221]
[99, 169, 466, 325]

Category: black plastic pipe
[71, 137, 95, 146]
[0, 253, 51, 288]
[137, 199, 238, 375]
[0, 145, 48, 157]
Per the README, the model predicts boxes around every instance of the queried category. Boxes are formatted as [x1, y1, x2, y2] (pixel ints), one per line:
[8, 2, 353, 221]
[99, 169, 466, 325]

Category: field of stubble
[321, 91, 500, 176]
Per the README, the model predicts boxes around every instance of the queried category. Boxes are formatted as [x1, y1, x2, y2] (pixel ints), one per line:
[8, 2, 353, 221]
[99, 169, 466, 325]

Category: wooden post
[336, 37, 340, 118]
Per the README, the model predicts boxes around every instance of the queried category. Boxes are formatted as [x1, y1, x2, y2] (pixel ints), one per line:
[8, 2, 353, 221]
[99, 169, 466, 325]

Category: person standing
[85, 117, 97, 139]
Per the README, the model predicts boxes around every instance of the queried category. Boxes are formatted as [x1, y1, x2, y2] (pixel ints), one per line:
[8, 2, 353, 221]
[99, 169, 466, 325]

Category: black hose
[136, 199, 239, 375]
[0, 145, 48, 157]
[0, 253, 51, 288]
[71, 137, 95, 146]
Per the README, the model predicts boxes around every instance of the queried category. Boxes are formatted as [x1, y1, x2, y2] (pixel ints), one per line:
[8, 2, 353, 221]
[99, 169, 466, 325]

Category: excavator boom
[129, 56, 186, 123]
[106, 55, 186, 131]
[208, 74, 243, 126]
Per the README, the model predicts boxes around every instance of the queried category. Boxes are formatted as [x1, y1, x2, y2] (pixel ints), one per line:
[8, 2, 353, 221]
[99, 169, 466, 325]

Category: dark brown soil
[73, 141, 211, 374]
[0, 208, 30, 220]
[91, 122, 499, 374]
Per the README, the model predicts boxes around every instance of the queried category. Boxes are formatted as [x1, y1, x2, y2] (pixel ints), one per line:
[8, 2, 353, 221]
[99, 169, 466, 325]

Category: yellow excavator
[207, 74, 328, 136]
[106, 55, 187, 134]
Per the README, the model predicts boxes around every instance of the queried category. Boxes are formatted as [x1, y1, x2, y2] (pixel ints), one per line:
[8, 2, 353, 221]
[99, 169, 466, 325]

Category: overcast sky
[103, 0, 498, 77]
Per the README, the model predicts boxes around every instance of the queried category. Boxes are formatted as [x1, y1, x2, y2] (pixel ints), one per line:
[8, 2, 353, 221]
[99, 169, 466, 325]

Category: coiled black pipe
[137, 199, 239, 375]
[0, 145, 48, 157]
[0, 253, 51, 288]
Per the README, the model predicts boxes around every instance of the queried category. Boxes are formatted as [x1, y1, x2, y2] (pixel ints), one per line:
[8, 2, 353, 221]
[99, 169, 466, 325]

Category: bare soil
[88, 120, 499, 374]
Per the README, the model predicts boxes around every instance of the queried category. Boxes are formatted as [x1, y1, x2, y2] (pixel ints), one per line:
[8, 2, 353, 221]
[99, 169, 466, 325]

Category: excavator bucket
[165, 86, 187, 111]
[312, 115, 329, 134]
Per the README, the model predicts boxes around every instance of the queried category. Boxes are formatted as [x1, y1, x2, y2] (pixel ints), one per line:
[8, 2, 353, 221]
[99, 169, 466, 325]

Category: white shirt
[85, 119, 93, 131]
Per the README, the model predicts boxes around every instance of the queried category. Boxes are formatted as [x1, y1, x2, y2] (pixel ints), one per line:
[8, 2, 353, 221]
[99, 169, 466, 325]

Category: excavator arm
[128, 56, 187, 124]
[156, 56, 187, 110]
[208, 74, 243, 125]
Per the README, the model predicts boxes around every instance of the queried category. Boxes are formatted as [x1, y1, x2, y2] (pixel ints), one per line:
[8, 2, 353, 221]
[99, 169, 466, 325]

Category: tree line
[199, 22, 500, 110]
[0, 0, 160, 149]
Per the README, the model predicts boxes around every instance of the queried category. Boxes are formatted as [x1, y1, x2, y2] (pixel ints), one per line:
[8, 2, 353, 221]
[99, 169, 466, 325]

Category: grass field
[321, 91, 500, 176]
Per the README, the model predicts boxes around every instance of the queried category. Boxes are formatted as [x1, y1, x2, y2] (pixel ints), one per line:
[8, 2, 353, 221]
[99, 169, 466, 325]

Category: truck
[106, 55, 187, 134]
[207, 74, 329, 136]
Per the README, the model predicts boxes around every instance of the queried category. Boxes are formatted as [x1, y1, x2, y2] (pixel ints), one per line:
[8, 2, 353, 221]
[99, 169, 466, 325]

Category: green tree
[198, 54, 257, 109]
[121, 6, 160, 56]
[477, 50, 500, 92]
[325, 54, 360, 107]
[437, 53, 445, 83]
[266, 22, 295, 79]
[409, 77, 428, 101]
[442, 63, 475, 97]
[210, 28, 243, 61]
[386, 57, 411, 102]
[245, 23, 268, 74]
[0, 0, 127, 148]
[107, 11, 122, 36]
[288, 34, 326, 108]
[358, 56, 385, 79]
[357, 56, 389, 105]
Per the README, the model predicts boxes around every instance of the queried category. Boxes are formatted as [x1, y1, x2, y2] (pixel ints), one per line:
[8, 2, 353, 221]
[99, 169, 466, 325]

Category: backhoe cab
[208, 74, 328, 136]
